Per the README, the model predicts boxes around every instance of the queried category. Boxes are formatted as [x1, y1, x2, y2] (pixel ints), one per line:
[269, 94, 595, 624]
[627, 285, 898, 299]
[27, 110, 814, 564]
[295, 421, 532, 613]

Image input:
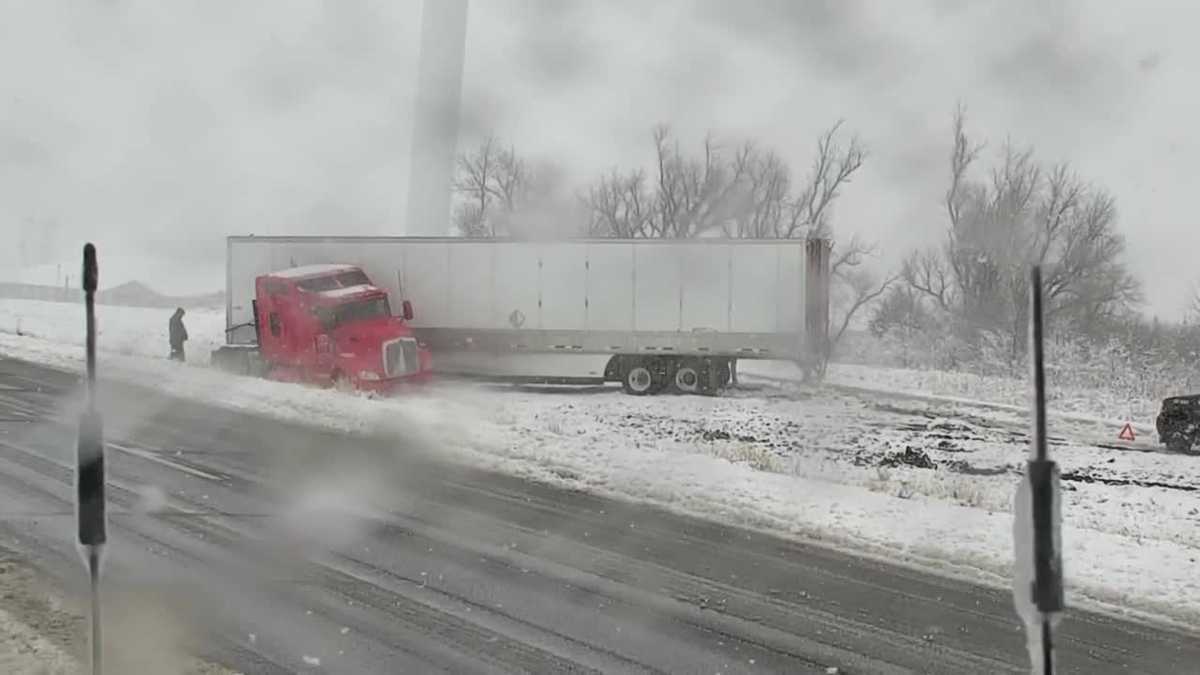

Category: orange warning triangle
[1118, 422, 1136, 442]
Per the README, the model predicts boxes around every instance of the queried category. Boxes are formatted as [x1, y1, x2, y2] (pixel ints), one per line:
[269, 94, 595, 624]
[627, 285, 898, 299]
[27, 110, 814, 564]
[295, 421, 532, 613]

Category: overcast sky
[1, 1, 1194, 317]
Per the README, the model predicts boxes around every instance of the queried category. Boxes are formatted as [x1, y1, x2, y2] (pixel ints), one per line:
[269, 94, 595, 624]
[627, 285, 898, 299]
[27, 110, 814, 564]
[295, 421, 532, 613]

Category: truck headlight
[358, 371, 381, 381]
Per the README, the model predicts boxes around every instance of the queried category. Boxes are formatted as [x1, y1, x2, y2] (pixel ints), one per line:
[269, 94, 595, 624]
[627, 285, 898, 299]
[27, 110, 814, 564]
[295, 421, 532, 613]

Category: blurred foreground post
[1012, 265, 1064, 674]
[78, 243, 106, 675]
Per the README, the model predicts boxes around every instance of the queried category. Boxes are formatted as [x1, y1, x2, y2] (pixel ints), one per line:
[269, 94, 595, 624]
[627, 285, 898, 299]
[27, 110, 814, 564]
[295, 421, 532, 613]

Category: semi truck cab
[216, 264, 431, 391]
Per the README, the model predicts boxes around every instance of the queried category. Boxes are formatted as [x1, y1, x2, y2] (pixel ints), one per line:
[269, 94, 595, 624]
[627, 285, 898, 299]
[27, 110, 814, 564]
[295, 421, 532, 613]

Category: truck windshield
[336, 270, 370, 286]
[296, 270, 370, 292]
[328, 297, 390, 328]
[296, 276, 340, 292]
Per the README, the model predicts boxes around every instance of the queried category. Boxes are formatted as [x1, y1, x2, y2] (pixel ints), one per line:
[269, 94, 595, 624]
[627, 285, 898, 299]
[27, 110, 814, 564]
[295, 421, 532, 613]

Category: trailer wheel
[622, 363, 656, 395]
[672, 359, 702, 394]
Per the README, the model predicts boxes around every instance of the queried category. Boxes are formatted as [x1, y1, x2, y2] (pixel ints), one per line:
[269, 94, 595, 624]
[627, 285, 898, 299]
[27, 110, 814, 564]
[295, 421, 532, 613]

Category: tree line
[451, 107, 1153, 379]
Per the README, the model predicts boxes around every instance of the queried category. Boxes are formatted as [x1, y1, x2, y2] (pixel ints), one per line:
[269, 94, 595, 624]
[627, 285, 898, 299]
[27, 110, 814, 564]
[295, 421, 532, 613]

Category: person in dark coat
[168, 308, 188, 361]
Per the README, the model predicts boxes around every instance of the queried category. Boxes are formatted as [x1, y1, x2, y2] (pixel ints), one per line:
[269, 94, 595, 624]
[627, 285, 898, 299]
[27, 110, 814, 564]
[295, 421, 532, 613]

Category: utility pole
[404, 0, 469, 236]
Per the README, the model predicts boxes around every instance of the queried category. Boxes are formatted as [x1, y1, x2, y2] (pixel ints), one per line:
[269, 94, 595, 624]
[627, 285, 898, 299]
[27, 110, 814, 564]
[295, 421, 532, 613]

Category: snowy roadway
[0, 356, 1197, 673]
[0, 299, 1198, 670]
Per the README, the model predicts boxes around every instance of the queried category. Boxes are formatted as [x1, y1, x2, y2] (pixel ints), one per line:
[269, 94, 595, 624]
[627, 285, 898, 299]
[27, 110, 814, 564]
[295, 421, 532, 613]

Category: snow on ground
[820, 360, 1166, 427]
[824, 362, 1160, 424]
[455, 383, 1200, 626]
[2, 298, 1199, 630]
[0, 299, 227, 366]
[740, 359, 1160, 434]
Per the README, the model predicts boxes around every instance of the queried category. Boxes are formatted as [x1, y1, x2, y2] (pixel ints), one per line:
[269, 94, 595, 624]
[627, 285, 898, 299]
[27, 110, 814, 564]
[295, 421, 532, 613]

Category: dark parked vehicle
[1156, 395, 1200, 453]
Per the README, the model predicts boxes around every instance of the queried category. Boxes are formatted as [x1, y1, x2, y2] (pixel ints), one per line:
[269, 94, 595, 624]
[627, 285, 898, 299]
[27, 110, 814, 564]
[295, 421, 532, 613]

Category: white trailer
[224, 236, 831, 394]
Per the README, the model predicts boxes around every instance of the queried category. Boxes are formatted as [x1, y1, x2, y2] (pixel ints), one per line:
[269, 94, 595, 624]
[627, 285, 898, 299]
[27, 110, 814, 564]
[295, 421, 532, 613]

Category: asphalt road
[0, 355, 1195, 674]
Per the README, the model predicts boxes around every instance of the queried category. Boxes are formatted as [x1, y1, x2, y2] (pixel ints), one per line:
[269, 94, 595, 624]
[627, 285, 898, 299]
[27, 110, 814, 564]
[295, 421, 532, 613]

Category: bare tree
[902, 247, 953, 311]
[650, 125, 751, 238]
[585, 121, 865, 242]
[945, 105, 985, 236]
[452, 136, 533, 238]
[825, 233, 875, 350]
[831, 233, 875, 277]
[831, 268, 901, 347]
[726, 143, 791, 239]
[584, 125, 747, 239]
[452, 137, 497, 237]
[451, 202, 489, 238]
[793, 121, 867, 239]
[729, 121, 867, 240]
[904, 107, 1139, 363]
[585, 169, 653, 238]
[869, 285, 932, 337]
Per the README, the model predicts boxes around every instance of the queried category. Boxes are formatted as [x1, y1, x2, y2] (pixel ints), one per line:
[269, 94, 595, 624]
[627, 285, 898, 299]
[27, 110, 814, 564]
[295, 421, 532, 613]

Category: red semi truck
[211, 263, 431, 391]
[219, 237, 832, 396]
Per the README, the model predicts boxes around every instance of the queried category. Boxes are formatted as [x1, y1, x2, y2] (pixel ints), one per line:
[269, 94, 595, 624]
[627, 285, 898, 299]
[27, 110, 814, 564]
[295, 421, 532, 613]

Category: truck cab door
[255, 282, 287, 363]
[267, 308, 287, 361]
[305, 304, 333, 372]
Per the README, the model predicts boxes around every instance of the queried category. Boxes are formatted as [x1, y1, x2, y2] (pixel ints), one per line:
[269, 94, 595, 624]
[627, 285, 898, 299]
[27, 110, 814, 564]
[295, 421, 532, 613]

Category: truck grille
[384, 338, 419, 377]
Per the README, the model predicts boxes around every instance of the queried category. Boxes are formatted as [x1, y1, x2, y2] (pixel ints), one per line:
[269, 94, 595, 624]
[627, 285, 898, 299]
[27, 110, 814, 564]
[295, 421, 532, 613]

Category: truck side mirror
[401, 300, 414, 321]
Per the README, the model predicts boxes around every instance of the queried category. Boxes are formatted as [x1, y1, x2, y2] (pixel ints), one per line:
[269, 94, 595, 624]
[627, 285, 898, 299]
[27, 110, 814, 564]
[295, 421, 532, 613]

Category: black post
[78, 243, 105, 675]
[1026, 265, 1063, 674]
[1030, 266, 1046, 464]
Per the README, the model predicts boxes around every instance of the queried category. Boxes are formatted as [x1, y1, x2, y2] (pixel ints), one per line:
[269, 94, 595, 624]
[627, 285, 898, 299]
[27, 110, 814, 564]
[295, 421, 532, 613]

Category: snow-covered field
[825, 363, 1161, 427]
[739, 360, 1158, 434]
[2, 298, 1199, 630]
[0, 299, 228, 366]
